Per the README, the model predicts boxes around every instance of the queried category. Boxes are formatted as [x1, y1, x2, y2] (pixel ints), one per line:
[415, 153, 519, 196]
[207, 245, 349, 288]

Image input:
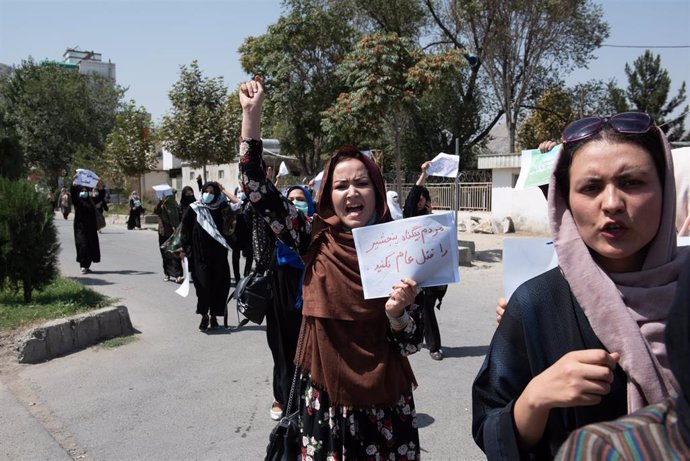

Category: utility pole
[454, 137, 460, 226]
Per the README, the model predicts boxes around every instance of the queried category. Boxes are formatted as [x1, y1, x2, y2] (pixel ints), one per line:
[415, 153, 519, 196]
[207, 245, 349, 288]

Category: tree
[239, 4, 357, 175]
[323, 32, 466, 190]
[160, 61, 234, 173]
[518, 78, 620, 149]
[610, 50, 688, 140]
[517, 86, 573, 149]
[102, 101, 158, 188]
[0, 178, 59, 303]
[426, 0, 609, 152]
[0, 59, 124, 186]
[0, 106, 24, 180]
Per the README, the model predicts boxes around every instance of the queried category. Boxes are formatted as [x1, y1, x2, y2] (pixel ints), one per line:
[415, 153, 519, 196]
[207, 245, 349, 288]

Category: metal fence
[390, 182, 492, 212]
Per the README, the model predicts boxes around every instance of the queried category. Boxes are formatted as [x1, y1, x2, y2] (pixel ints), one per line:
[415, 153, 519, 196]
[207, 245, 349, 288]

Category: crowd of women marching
[63, 76, 690, 460]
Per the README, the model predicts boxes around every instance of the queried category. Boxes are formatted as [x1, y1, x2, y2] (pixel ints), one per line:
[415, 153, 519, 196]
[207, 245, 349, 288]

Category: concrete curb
[17, 305, 135, 364]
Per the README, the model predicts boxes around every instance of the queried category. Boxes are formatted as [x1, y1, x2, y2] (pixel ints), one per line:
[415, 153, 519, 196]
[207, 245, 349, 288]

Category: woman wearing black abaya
[179, 186, 196, 216]
[178, 182, 237, 331]
[154, 191, 183, 283]
[70, 177, 103, 274]
[403, 161, 447, 361]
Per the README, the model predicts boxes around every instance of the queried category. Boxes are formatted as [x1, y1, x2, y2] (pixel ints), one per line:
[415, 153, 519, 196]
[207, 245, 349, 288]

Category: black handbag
[225, 271, 273, 328]
[265, 325, 304, 461]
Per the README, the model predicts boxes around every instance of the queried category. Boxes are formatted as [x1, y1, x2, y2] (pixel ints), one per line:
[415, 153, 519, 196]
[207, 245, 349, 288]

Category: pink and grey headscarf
[548, 125, 689, 412]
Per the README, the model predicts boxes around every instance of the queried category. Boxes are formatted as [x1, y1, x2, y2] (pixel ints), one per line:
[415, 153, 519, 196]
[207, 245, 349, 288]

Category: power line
[602, 44, 690, 49]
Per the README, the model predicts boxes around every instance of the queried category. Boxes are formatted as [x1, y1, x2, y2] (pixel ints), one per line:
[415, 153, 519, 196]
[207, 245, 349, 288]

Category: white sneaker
[80, 267, 88, 274]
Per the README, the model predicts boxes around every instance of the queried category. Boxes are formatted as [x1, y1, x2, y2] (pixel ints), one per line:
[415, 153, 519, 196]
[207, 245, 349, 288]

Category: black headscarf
[180, 186, 196, 214]
[665, 258, 690, 444]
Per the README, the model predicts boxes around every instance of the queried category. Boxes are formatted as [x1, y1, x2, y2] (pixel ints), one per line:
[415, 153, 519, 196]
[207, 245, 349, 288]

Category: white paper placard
[426, 152, 459, 178]
[75, 169, 100, 188]
[277, 161, 289, 177]
[175, 257, 190, 297]
[353, 212, 459, 299]
[152, 184, 174, 199]
[503, 238, 559, 300]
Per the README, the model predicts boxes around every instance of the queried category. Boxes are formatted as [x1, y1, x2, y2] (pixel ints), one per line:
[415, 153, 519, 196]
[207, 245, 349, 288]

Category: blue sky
[1, 0, 688, 124]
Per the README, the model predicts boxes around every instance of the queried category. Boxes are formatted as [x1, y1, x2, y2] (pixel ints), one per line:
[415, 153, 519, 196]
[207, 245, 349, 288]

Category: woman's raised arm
[238, 77, 311, 253]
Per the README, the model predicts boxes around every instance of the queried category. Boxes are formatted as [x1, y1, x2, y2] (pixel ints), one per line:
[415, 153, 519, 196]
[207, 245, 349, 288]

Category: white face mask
[79, 191, 89, 199]
[202, 192, 215, 204]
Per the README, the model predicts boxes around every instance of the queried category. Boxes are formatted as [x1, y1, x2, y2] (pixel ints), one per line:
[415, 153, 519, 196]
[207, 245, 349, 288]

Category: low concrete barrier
[17, 305, 134, 364]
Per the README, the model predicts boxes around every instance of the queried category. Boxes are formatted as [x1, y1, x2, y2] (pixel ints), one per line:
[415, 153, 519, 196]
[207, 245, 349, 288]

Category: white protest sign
[353, 211, 459, 299]
[502, 238, 559, 301]
[514, 144, 561, 190]
[152, 184, 174, 199]
[312, 170, 324, 197]
[75, 169, 100, 188]
[175, 257, 190, 297]
[277, 161, 289, 177]
[426, 152, 459, 178]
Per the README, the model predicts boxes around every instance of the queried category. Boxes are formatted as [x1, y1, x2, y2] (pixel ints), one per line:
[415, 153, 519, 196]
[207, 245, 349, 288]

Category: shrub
[0, 178, 60, 302]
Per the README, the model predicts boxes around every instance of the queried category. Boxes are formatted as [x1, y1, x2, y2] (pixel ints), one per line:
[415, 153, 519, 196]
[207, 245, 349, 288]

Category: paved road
[1, 215, 505, 460]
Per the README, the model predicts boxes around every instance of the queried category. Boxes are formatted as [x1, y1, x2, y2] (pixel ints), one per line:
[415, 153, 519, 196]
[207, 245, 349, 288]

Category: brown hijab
[549, 126, 688, 412]
[296, 146, 417, 407]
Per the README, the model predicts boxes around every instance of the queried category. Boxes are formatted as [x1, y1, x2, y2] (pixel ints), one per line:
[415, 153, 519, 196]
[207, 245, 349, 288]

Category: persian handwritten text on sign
[353, 211, 459, 299]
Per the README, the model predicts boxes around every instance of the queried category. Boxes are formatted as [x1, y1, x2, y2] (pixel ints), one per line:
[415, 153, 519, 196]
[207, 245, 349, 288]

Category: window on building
[189, 171, 195, 181]
[218, 170, 224, 179]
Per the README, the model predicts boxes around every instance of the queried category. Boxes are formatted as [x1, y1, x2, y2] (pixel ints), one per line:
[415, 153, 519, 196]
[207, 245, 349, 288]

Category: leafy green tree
[0, 59, 124, 186]
[239, 4, 357, 175]
[426, 0, 609, 152]
[517, 86, 574, 149]
[160, 61, 234, 173]
[323, 32, 466, 189]
[102, 101, 158, 188]
[0, 178, 59, 303]
[0, 106, 24, 180]
[610, 50, 688, 140]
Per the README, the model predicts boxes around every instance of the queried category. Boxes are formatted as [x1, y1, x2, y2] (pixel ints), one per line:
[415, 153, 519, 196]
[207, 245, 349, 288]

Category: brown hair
[555, 125, 666, 200]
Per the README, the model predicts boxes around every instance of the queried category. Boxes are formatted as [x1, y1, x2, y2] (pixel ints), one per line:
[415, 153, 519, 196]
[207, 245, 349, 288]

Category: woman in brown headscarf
[239, 78, 423, 460]
[473, 112, 689, 460]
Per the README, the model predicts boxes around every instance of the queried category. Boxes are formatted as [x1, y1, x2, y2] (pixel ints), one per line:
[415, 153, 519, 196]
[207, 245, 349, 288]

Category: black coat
[71, 186, 102, 266]
[472, 268, 628, 460]
[179, 204, 235, 316]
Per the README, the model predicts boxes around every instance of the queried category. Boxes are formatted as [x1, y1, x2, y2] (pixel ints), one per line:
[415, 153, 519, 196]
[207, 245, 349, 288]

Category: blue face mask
[237, 192, 247, 201]
[202, 192, 215, 204]
[293, 200, 309, 215]
[79, 191, 89, 199]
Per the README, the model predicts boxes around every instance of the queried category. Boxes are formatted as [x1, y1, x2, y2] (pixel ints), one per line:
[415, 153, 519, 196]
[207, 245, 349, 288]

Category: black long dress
[179, 205, 234, 317]
[127, 198, 143, 230]
[403, 184, 445, 353]
[472, 268, 628, 460]
[71, 186, 102, 269]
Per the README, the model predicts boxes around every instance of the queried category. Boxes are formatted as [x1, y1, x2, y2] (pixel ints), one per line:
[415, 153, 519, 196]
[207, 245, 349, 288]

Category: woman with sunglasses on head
[472, 112, 689, 460]
[239, 77, 423, 460]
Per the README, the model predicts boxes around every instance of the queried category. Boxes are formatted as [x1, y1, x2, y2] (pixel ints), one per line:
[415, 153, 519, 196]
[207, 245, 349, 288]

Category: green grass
[0, 276, 110, 331]
[100, 335, 137, 348]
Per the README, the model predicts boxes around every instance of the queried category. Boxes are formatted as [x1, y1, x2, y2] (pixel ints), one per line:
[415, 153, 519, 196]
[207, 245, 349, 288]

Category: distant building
[62, 48, 116, 81]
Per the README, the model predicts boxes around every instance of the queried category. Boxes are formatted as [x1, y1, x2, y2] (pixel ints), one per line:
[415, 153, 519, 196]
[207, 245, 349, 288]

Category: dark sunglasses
[561, 112, 654, 144]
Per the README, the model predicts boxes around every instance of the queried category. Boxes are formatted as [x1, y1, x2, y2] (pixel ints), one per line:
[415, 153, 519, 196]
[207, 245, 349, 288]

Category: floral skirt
[299, 374, 420, 461]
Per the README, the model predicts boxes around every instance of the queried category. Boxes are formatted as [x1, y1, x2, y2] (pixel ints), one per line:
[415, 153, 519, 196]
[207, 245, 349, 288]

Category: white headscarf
[386, 191, 403, 220]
